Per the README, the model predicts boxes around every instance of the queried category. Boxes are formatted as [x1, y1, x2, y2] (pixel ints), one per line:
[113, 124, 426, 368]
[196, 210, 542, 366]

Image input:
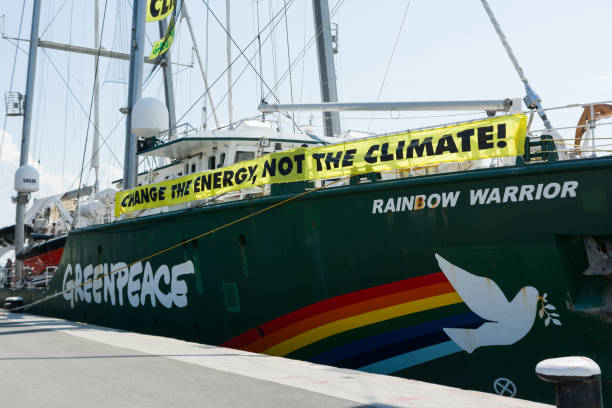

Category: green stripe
[286, 302, 472, 361]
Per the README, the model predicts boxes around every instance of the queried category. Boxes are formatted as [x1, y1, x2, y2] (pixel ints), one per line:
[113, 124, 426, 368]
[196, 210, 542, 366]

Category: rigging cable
[202, 0, 304, 133]
[39, 0, 69, 38]
[64, 115, 126, 193]
[479, 0, 562, 156]
[74, 0, 110, 229]
[0, 0, 27, 161]
[203, 0, 303, 132]
[142, 1, 183, 90]
[250, 1, 258, 108]
[283, 0, 295, 111]
[175, 0, 294, 125]
[268, 0, 281, 130]
[200, 0, 281, 103]
[12, 175, 352, 312]
[104, 0, 129, 85]
[256, 0, 264, 101]
[297, 0, 308, 125]
[226, 0, 233, 126]
[203, 0, 210, 128]
[61, 0, 75, 191]
[366, 0, 411, 132]
[40, 48, 122, 167]
[263, 0, 345, 102]
[31, 3, 54, 173]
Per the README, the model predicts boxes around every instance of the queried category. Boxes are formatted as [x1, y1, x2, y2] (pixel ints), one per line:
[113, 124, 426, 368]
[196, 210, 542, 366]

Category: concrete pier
[0, 312, 552, 408]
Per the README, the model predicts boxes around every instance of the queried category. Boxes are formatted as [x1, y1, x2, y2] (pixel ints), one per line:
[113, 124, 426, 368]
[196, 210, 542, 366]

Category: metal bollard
[536, 356, 602, 408]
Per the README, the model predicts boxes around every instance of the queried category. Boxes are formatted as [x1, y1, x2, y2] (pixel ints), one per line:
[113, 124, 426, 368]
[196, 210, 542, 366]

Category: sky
[0, 0, 611, 253]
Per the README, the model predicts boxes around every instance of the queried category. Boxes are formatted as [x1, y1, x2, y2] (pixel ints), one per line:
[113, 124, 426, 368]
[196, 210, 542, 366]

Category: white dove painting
[434, 253, 560, 354]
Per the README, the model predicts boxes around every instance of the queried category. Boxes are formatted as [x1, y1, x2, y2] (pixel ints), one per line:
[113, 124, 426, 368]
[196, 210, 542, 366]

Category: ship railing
[0, 266, 51, 290]
[523, 100, 612, 160]
[0, 267, 15, 289]
[157, 122, 198, 143]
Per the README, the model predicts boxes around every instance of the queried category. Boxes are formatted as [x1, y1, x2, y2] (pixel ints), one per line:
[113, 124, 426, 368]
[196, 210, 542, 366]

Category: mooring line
[11, 176, 353, 312]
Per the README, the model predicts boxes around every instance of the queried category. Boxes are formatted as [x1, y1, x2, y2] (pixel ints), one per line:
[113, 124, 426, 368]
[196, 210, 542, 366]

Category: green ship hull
[3, 156, 611, 404]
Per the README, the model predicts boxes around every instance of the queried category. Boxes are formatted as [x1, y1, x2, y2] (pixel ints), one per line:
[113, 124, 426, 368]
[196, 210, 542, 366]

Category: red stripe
[222, 272, 447, 349]
[23, 247, 63, 274]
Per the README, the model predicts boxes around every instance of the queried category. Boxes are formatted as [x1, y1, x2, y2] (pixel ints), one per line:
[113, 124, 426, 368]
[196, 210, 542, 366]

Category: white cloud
[0, 130, 19, 229]
[0, 131, 79, 228]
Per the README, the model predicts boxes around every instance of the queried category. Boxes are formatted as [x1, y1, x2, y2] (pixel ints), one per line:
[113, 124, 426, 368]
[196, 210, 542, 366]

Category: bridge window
[235, 151, 255, 163]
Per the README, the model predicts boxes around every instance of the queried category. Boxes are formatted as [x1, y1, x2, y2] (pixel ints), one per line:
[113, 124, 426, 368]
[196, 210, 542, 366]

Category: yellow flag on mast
[146, 0, 175, 22]
[149, 26, 175, 60]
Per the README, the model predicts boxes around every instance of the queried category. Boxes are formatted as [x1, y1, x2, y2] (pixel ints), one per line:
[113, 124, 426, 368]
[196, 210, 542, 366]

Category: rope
[200, 0, 280, 103]
[297, 0, 308, 125]
[282, 0, 295, 132]
[367, 0, 411, 132]
[40, 48, 122, 168]
[203, 0, 210, 128]
[175, 0, 293, 125]
[39, 0, 70, 38]
[61, 0, 74, 191]
[269, 0, 281, 130]
[74, 0, 110, 227]
[13, 175, 352, 312]
[203, 0, 303, 133]
[263, 0, 345, 102]
[64, 116, 126, 193]
[256, 0, 264, 101]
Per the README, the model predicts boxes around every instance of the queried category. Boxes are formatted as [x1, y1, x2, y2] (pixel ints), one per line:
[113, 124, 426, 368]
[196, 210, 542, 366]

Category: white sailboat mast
[312, 0, 341, 137]
[183, 2, 220, 129]
[14, 0, 42, 279]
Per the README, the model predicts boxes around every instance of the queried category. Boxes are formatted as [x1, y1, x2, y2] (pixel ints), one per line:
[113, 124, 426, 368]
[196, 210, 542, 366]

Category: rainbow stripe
[223, 272, 483, 374]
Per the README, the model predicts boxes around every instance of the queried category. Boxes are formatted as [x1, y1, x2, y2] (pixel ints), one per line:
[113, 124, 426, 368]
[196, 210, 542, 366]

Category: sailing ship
[1, 0, 610, 405]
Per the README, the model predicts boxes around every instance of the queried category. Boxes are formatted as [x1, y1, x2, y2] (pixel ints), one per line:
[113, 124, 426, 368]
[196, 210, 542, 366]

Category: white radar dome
[131, 97, 169, 138]
[14, 165, 39, 193]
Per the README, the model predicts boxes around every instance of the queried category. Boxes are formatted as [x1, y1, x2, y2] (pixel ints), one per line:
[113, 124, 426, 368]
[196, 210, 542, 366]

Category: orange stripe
[266, 292, 463, 356]
[246, 281, 454, 352]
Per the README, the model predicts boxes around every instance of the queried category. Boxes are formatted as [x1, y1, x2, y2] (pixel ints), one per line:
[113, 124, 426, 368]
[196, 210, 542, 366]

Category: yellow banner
[147, 0, 175, 22]
[115, 114, 527, 216]
[149, 27, 175, 60]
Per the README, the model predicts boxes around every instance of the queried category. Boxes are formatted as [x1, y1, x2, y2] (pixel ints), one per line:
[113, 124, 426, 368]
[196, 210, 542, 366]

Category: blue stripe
[310, 312, 481, 365]
[359, 341, 462, 374]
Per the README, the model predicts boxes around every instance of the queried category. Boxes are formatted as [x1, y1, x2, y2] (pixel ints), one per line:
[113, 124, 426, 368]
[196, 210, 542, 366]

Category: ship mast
[122, 0, 147, 189]
[159, 18, 177, 139]
[312, 0, 341, 137]
[92, 0, 100, 192]
[14, 0, 42, 280]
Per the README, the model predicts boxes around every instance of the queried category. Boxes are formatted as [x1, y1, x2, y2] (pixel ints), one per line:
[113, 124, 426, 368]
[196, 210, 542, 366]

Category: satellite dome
[131, 97, 169, 138]
[14, 165, 39, 193]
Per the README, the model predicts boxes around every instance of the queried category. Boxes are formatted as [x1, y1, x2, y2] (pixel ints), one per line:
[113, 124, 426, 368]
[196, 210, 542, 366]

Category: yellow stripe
[264, 291, 463, 356]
